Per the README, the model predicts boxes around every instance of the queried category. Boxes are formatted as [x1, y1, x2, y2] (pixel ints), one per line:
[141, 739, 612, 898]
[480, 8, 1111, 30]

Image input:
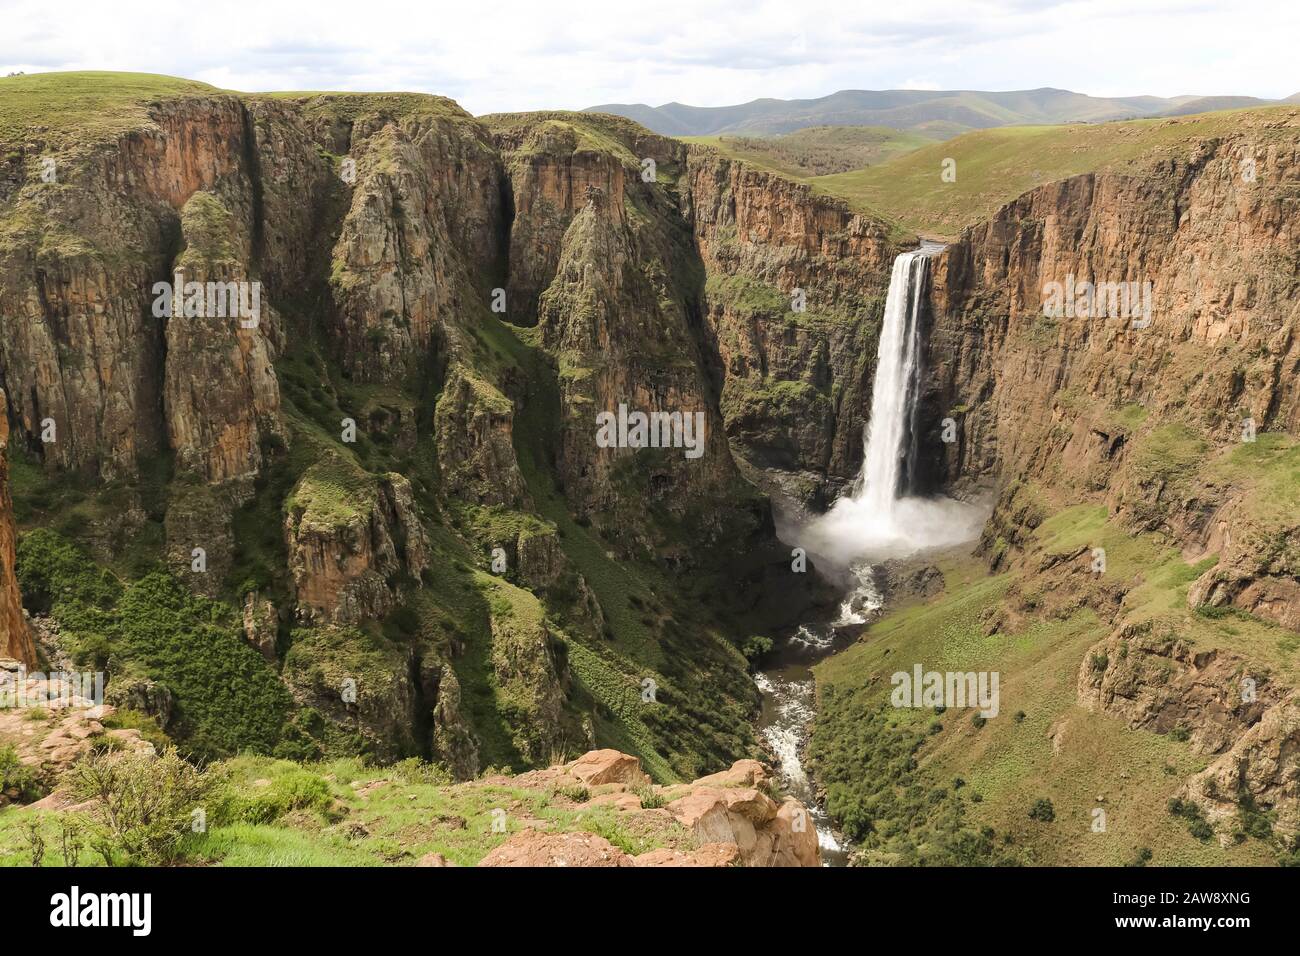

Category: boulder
[479, 830, 634, 868]
[564, 749, 650, 787]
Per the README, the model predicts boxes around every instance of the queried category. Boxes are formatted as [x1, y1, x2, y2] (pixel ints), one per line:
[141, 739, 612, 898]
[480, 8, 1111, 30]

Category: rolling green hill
[587, 87, 1285, 138]
[807, 106, 1300, 237]
[679, 126, 933, 180]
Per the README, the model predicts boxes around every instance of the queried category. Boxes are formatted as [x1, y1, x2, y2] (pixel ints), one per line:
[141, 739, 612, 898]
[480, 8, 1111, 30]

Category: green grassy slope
[679, 126, 932, 179]
[809, 106, 1300, 237]
[811, 442, 1300, 866]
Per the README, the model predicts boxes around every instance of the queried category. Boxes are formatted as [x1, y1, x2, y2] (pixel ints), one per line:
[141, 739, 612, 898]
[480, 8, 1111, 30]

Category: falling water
[802, 242, 983, 563]
[856, 247, 934, 519]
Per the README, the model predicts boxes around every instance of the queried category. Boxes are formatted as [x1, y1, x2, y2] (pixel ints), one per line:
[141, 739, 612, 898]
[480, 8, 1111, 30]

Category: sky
[1, 0, 1296, 115]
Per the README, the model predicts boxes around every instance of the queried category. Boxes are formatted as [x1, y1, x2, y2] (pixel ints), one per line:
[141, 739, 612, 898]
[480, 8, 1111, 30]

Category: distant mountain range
[584, 88, 1298, 137]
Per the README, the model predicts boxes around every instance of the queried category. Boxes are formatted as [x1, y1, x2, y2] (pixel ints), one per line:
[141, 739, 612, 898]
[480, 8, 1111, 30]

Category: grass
[808, 106, 1300, 237]
[0, 753, 693, 867]
[480, 112, 655, 171]
[811, 506, 1292, 864]
[0, 71, 221, 156]
[680, 126, 932, 180]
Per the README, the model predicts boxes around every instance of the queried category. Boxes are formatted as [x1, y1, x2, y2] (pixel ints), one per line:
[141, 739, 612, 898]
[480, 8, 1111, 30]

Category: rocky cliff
[922, 108, 1300, 845]
[0, 80, 828, 784]
[680, 149, 903, 504]
[928, 110, 1300, 527]
[0, 390, 34, 667]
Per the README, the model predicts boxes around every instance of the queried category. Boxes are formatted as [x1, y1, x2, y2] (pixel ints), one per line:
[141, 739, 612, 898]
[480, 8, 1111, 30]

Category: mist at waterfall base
[794, 244, 986, 583]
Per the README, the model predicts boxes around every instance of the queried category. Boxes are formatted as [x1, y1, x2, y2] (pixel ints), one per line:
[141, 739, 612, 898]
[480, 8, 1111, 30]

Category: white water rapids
[756, 243, 986, 865]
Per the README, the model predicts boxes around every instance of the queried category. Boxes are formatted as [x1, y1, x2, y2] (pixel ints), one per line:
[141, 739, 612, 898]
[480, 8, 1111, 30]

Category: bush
[215, 768, 333, 825]
[1028, 798, 1055, 822]
[635, 785, 667, 809]
[741, 635, 773, 663]
[0, 744, 43, 803]
[1168, 796, 1216, 842]
[1238, 793, 1274, 840]
[18, 530, 294, 759]
[71, 746, 217, 865]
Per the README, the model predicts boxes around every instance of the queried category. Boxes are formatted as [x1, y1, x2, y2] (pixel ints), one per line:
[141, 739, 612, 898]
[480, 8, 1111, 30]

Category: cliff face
[1, 89, 823, 779]
[928, 113, 1300, 527]
[680, 150, 902, 504]
[489, 114, 780, 558]
[0, 390, 34, 666]
[923, 109, 1300, 840]
[328, 108, 507, 384]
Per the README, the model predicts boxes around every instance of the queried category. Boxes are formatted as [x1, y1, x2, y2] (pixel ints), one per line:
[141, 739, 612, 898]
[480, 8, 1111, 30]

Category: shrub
[741, 635, 773, 663]
[391, 758, 452, 787]
[0, 744, 42, 803]
[71, 746, 217, 865]
[216, 768, 333, 825]
[1238, 793, 1274, 840]
[1168, 796, 1216, 842]
[1028, 798, 1055, 822]
[635, 785, 667, 809]
[550, 783, 590, 803]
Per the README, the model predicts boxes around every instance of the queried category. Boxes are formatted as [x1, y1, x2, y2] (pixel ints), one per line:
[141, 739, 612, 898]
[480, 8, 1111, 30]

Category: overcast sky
[2, 0, 1295, 115]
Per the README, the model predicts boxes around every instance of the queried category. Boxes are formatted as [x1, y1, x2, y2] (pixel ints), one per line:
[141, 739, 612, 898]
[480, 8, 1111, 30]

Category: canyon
[1, 71, 1299, 865]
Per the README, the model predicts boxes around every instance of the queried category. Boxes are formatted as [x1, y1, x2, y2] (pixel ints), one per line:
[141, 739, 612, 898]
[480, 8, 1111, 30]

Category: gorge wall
[0, 389, 34, 666]
[922, 108, 1300, 841]
[0, 85, 889, 782]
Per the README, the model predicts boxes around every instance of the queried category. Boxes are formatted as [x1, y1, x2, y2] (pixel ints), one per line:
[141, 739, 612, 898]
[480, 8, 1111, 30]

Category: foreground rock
[481, 749, 820, 867]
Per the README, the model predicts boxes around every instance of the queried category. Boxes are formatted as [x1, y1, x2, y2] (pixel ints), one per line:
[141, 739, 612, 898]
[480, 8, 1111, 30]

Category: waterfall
[856, 245, 938, 515]
[798, 241, 983, 564]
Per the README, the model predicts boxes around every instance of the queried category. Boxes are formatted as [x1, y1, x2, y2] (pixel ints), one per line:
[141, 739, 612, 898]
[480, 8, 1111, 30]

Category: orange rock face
[477, 750, 821, 868]
[0, 389, 34, 667]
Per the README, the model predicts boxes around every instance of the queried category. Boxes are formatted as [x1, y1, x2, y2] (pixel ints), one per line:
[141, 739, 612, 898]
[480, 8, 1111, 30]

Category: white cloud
[1, 0, 1295, 114]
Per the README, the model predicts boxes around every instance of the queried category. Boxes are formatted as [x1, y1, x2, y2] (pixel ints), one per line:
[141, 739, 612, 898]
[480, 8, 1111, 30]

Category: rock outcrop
[680, 149, 901, 502]
[1078, 623, 1283, 755]
[1180, 693, 1300, 843]
[285, 466, 429, 625]
[485, 749, 820, 867]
